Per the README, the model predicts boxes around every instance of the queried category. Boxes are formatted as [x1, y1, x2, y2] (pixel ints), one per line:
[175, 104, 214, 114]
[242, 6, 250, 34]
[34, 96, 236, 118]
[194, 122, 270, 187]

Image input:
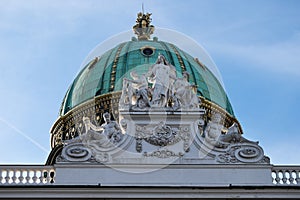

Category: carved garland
[143, 149, 183, 158]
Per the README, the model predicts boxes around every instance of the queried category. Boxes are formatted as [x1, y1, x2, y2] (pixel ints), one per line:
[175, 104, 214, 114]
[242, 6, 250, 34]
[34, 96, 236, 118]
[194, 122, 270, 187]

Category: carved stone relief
[61, 143, 92, 162]
[217, 143, 268, 164]
[134, 122, 191, 154]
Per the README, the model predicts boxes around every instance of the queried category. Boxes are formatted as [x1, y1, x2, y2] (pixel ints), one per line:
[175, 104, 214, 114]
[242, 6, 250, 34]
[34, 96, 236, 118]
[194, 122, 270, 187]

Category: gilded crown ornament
[133, 12, 155, 40]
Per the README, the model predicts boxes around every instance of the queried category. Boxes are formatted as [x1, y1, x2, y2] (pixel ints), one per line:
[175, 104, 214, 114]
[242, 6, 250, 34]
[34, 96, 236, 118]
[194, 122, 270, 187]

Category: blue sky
[0, 0, 299, 164]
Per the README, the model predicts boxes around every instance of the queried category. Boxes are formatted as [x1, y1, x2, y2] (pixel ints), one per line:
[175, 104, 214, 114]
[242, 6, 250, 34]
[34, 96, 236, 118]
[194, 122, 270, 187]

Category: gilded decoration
[133, 12, 155, 40]
[109, 43, 126, 92]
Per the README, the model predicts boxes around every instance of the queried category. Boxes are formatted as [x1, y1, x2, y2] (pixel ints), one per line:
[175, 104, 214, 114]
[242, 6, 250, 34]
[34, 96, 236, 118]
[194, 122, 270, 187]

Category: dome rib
[167, 43, 187, 74]
[109, 43, 126, 92]
[95, 46, 118, 96]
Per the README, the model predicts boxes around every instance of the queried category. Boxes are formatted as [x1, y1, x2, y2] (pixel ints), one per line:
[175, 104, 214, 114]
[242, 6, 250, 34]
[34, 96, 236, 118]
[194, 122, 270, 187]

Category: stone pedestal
[118, 109, 205, 164]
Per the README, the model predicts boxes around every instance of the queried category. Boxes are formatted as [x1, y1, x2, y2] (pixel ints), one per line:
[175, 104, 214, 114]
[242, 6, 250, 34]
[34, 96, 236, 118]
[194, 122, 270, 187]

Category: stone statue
[99, 112, 123, 143]
[204, 113, 224, 146]
[123, 71, 150, 109]
[173, 71, 199, 109]
[167, 61, 178, 108]
[221, 123, 255, 144]
[65, 113, 123, 147]
[204, 113, 255, 148]
[147, 54, 175, 107]
[119, 55, 200, 110]
[119, 79, 131, 107]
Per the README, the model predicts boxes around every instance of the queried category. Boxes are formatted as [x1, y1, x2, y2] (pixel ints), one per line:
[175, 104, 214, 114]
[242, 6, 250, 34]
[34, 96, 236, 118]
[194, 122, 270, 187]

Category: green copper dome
[60, 39, 234, 116]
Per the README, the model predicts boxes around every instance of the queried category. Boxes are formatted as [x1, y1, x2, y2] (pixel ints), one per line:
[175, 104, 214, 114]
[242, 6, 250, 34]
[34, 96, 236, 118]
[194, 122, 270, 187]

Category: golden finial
[133, 10, 155, 40]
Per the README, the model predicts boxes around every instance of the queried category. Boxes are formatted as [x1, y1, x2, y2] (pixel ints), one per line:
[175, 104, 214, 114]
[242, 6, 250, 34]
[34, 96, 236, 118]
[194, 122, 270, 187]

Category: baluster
[0, 170, 3, 184]
[32, 170, 38, 184]
[19, 170, 24, 184]
[5, 170, 10, 184]
[15, 170, 21, 184]
[271, 171, 275, 184]
[50, 170, 55, 184]
[1, 170, 7, 184]
[25, 170, 31, 184]
[39, 170, 44, 184]
[272, 171, 277, 184]
[30, 170, 35, 184]
[274, 170, 280, 184]
[282, 170, 287, 184]
[285, 170, 291, 185]
[296, 170, 300, 185]
[5, 170, 11, 184]
[36, 170, 42, 184]
[47, 170, 52, 184]
[12, 170, 17, 184]
[22, 170, 27, 184]
[43, 170, 49, 184]
[289, 170, 295, 185]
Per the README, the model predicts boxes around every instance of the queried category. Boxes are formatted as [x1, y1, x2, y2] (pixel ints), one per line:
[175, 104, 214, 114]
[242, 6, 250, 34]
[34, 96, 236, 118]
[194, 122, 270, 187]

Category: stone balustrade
[1, 165, 300, 186]
[0, 166, 55, 185]
[272, 166, 300, 185]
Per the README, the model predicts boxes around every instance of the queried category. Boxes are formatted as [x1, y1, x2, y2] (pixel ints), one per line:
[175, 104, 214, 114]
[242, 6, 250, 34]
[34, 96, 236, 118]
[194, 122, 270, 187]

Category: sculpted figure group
[65, 112, 123, 148]
[120, 54, 200, 110]
[204, 113, 253, 148]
